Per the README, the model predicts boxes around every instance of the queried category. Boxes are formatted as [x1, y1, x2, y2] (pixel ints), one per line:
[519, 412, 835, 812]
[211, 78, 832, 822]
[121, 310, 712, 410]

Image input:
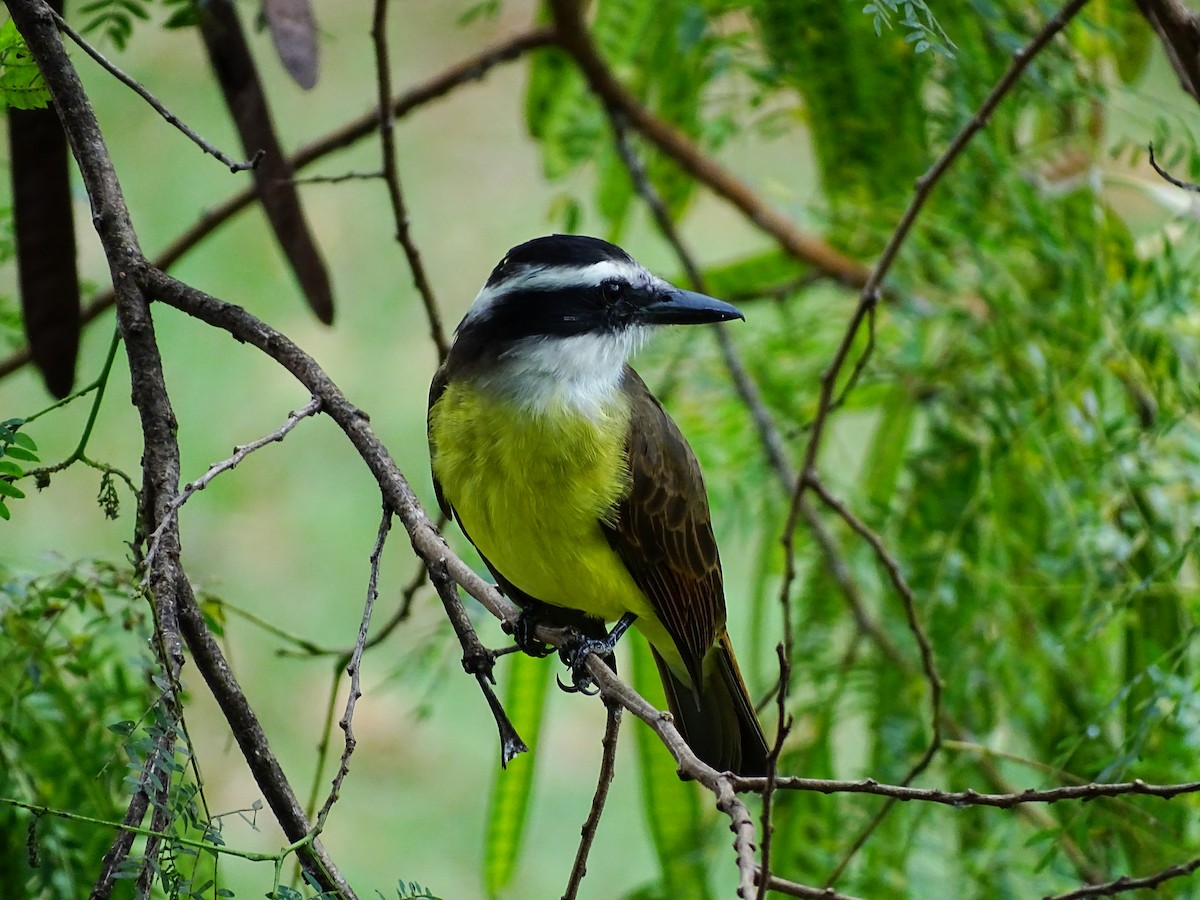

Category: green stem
[23, 326, 120, 430]
[21, 327, 123, 478]
[2, 795, 290, 864]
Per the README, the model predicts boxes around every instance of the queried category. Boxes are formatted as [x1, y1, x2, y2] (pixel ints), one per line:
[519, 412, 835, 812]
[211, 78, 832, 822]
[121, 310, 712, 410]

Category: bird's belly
[430, 385, 651, 623]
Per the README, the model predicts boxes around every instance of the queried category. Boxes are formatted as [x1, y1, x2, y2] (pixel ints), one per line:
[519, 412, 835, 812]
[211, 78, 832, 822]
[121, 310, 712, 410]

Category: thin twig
[315, 508, 392, 828]
[561, 700, 623, 900]
[49, 7, 261, 172]
[143, 397, 323, 571]
[807, 476, 942, 746]
[757, 871, 866, 900]
[291, 170, 385, 186]
[1147, 142, 1200, 192]
[370, 0, 448, 361]
[755, 645, 793, 900]
[736, 775, 1200, 807]
[1044, 855, 1200, 899]
[794, 304, 877, 437]
[427, 558, 528, 766]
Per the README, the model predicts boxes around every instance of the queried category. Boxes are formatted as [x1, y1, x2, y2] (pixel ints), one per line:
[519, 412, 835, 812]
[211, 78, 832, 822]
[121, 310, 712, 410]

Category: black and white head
[448, 235, 742, 414]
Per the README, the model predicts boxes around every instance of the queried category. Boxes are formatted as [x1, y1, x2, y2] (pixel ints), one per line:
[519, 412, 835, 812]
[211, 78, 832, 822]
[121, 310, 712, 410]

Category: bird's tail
[652, 632, 769, 776]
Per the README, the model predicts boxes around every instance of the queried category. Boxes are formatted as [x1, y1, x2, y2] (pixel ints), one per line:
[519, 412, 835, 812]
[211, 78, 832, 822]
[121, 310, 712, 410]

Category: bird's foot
[508, 604, 555, 658]
[557, 613, 637, 695]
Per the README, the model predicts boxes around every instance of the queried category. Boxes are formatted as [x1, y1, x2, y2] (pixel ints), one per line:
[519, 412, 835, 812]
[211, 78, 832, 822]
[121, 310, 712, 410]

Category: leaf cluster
[0, 418, 37, 520]
[78, 0, 196, 51]
[0, 18, 49, 109]
[0, 560, 153, 896]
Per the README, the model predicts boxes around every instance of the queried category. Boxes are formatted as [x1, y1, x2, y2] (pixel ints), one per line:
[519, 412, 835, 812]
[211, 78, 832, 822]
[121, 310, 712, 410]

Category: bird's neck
[477, 332, 638, 421]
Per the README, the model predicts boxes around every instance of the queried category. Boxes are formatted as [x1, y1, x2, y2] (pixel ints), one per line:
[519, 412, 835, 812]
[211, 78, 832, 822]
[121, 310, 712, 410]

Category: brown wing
[427, 362, 455, 521]
[603, 367, 726, 688]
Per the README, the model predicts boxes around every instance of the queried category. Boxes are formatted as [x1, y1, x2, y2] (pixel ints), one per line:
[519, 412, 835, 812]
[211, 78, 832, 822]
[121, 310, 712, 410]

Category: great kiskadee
[427, 235, 769, 776]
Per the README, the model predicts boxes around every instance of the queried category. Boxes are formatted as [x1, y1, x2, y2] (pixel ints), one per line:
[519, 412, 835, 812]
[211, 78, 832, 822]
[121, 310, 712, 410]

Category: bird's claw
[555, 634, 614, 695]
[510, 605, 554, 658]
[556, 669, 599, 696]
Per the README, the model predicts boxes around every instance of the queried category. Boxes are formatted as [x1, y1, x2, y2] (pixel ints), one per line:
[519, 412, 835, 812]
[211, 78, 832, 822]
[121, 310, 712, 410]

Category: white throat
[480, 328, 646, 419]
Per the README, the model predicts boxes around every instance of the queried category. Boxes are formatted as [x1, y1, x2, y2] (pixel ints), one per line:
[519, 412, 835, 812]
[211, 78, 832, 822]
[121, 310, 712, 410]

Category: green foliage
[525, 0, 721, 237]
[860, 0, 954, 55]
[76, 0, 197, 50]
[391, 880, 443, 899]
[80, 0, 151, 50]
[519, 0, 1200, 892]
[754, 0, 932, 249]
[0, 19, 50, 109]
[161, 0, 199, 31]
[0, 418, 38, 520]
[0, 559, 152, 896]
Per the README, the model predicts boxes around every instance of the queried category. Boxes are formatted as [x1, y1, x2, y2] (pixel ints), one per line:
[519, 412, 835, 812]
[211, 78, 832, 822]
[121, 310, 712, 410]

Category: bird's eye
[601, 280, 625, 303]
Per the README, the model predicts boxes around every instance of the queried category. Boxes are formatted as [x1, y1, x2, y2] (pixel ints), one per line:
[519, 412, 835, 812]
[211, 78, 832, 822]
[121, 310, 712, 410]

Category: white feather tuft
[481, 328, 648, 419]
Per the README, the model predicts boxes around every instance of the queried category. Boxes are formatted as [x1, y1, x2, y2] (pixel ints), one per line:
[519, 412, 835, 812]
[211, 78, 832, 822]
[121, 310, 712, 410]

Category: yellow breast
[429, 381, 654, 624]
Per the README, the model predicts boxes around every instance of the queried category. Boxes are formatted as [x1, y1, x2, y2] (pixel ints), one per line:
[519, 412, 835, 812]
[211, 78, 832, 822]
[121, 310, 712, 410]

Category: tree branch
[315, 507, 392, 828]
[1045, 855, 1200, 899]
[737, 775, 1200, 807]
[1134, 0, 1200, 102]
[546, 0, 870, 289]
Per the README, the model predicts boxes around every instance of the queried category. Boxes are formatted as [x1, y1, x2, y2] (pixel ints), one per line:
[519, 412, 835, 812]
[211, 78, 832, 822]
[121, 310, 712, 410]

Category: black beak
[638, 287, 744, 326]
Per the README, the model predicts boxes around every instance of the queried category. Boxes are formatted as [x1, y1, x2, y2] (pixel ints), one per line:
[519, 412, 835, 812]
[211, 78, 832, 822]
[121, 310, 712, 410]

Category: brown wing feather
[427, 362, 454, 521]
[603, 367, 725, 688]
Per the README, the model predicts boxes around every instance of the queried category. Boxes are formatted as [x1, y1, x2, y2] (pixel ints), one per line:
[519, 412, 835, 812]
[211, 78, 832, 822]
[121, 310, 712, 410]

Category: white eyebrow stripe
[461, 258, 648, 328]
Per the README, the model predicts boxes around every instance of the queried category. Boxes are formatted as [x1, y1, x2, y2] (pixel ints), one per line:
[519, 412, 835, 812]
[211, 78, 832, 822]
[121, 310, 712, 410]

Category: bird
[427, 234, 769, 776]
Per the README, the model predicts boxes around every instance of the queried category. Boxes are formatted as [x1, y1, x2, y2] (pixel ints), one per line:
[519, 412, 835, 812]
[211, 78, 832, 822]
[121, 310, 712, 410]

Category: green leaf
[0, 478, 26, 499]
[0, 18, 50, 110]
[4, 445, 37, 463]
[482, 651, 551, 896]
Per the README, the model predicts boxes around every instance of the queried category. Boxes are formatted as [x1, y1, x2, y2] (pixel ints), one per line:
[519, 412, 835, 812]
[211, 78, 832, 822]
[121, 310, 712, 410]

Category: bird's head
[446, 235, 743, 412]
